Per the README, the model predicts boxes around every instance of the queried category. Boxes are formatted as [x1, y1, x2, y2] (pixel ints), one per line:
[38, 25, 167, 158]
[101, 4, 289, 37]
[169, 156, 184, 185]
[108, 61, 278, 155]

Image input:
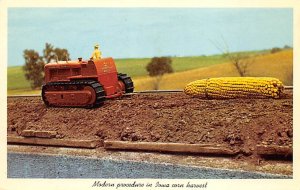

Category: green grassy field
[115, 55, 228, 78]
[7, 49, 278, 95]
[7, 66, 31, 90]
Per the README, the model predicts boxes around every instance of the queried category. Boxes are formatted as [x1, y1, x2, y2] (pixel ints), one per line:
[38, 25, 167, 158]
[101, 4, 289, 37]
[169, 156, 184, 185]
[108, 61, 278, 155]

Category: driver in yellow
[91, 44, 102, 60]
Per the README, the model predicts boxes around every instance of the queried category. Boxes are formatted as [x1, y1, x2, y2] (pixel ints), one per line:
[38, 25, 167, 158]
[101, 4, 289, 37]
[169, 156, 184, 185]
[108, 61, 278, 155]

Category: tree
[223, 52, 254, 77]
[42, 43, 70, 63]
[146, 57, 173, 90]
[23, 43, 70, 89]
[210, 37, 254, 77]
[43, 43, 56, 63]
[54, 48, 70, 61]
[23, 50, 44, 89]
[270, 47, 281, 54]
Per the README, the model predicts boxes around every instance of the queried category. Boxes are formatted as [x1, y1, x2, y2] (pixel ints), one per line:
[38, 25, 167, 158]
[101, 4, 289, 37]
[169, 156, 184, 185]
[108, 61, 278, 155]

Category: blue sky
[8, 8, 292, 66]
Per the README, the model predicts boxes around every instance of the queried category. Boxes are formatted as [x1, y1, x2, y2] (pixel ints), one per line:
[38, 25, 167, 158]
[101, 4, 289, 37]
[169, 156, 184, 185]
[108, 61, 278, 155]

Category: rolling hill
[133, 49, 293, 91]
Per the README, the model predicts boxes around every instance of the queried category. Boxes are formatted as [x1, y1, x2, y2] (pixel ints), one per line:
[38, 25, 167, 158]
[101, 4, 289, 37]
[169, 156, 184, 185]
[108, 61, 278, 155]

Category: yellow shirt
[91, 49, 102, 60]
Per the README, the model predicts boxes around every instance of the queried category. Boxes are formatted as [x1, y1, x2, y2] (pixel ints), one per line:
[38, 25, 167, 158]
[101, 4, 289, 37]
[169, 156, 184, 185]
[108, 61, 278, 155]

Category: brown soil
[7, 91, 293, 163]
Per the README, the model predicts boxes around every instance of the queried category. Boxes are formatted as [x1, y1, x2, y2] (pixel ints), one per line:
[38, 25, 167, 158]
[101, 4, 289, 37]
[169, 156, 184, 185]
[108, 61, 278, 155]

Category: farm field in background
[7, 49, 292, 95]
[134, 49, 293, 91]
[115, 49, 270, 77]
[116, 55, 228, 77]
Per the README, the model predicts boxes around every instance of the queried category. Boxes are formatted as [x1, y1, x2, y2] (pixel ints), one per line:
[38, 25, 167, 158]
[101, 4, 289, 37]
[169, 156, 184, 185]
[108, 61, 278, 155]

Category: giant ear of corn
[184, 77, 284, 99]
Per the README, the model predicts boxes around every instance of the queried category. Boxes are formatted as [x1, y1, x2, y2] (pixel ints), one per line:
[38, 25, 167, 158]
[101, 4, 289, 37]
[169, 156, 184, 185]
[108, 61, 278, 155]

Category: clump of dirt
[7, 91, 293, 162]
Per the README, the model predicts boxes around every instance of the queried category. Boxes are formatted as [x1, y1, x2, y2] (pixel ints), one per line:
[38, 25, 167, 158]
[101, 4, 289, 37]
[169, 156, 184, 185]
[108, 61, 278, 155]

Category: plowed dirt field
[7, 91, 293, 163]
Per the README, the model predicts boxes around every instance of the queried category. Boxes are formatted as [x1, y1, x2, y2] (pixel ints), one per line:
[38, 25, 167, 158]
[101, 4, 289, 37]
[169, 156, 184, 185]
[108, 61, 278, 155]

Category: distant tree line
[23, 43, 70, 89]
[270, 45, 292, 54]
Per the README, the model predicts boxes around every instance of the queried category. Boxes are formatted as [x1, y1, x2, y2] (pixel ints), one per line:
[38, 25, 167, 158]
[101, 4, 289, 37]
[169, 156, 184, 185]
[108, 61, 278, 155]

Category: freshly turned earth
[7, 91, 293, 162]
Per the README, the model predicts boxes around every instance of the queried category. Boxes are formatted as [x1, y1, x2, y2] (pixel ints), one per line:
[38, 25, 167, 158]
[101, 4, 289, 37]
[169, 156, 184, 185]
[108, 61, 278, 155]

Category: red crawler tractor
[42, 57, 134, 107]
